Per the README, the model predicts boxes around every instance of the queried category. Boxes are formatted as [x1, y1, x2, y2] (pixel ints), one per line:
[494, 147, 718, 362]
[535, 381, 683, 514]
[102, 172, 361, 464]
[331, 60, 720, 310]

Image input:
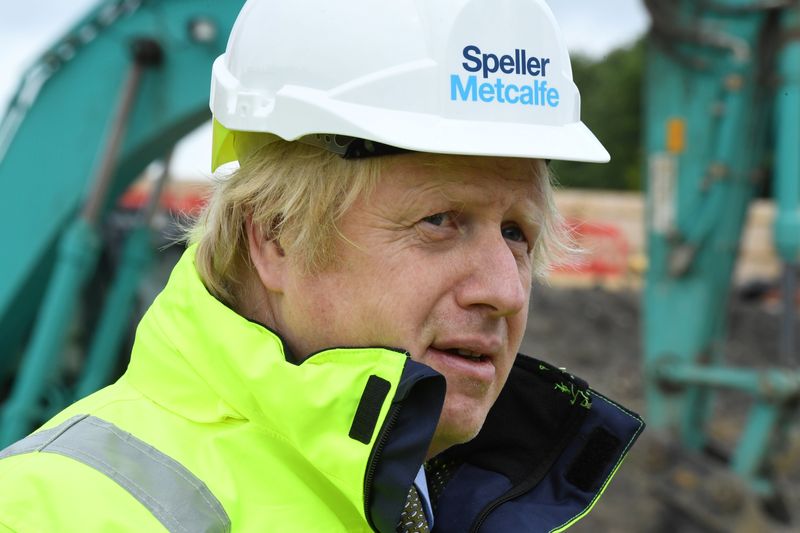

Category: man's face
[271, 153, 539, 456]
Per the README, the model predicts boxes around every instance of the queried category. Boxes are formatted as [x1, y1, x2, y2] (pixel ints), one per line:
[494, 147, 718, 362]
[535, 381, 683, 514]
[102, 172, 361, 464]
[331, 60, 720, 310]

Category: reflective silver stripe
[0, 414, 231, 533]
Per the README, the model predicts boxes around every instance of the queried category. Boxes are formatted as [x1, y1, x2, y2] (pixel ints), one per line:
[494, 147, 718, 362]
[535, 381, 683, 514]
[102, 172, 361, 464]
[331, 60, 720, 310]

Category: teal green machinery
[1, 0, 799, 522]
[0, 0, 241, 444]
[643, 0, 800, 520]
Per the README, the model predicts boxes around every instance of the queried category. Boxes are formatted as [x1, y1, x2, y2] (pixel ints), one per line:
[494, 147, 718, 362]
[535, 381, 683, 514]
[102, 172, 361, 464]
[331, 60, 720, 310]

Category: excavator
[0, 0, 798, 530]
[0, 0, 237, 441]
[642, 0, 800, 530]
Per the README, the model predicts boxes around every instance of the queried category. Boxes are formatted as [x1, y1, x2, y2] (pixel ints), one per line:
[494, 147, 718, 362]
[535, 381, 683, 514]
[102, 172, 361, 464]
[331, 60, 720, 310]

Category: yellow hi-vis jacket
[0, 246, 644, 532]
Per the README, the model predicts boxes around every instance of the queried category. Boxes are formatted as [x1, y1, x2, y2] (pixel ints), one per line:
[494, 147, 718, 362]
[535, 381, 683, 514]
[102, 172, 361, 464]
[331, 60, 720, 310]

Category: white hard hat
[209, 0, 609, 170]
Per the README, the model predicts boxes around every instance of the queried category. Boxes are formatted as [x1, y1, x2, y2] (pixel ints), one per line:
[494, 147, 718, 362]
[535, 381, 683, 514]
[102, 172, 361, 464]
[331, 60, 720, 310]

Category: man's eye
[501, 224, 527, 243]
[422, 212, 450, 226]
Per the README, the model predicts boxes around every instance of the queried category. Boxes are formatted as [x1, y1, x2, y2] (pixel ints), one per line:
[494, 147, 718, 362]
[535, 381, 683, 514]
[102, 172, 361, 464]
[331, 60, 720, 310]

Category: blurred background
[0, 1, 798, 531]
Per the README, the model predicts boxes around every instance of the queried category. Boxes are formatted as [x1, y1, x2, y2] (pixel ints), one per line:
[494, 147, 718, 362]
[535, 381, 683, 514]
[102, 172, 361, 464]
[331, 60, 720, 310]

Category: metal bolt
[710, 101, 726, 117]
[78, 24, 99, 45]
[708, 162, 728, 179]
[188, 17, 218, 44]
[56, 42, 76, 62]
[725, 74, 744, 91]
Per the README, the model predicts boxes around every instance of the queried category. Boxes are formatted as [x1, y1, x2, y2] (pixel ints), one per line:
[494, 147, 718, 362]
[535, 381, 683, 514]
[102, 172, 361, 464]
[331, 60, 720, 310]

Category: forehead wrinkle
[372, 153, 542, 216]
[419, 155, 538, 183]
[388, 153, 535, 180]
[436, 172, 540, 220]
[421, 158, 541, 206]
[371, 180, 454, 221]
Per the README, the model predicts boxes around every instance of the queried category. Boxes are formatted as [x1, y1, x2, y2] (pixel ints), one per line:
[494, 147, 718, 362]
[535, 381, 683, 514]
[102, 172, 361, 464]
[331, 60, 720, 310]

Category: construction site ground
[522, 283, 800, 532]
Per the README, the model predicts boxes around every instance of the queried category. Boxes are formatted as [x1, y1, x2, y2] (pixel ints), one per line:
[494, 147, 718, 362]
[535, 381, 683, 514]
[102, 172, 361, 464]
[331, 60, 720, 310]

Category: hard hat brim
[212, 90, 609, 171]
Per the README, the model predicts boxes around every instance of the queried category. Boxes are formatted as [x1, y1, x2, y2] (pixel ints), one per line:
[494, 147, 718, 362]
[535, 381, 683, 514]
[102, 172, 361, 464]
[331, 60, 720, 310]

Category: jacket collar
[127, 245, 410, 422]
[125, 245, 432, 525]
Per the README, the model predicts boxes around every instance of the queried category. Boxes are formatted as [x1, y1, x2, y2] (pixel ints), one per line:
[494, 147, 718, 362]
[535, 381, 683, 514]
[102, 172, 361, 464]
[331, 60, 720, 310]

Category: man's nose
[455, 231, 528, 317]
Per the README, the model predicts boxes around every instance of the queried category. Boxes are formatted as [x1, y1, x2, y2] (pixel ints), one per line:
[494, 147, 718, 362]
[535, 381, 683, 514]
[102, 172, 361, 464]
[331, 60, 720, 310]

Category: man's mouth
[426, 344, 497, 384]
[442, 348, 487, 362]
[430, 342, 496, 363]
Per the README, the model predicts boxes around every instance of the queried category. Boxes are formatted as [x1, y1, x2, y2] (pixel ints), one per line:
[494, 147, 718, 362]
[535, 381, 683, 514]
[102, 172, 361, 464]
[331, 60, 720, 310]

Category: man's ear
[246, 216, 287, 293]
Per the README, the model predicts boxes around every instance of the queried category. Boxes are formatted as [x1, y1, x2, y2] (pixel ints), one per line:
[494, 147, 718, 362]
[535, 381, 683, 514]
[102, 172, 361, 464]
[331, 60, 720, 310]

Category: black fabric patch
[349, 375, 391, 444]
[565, 426, 621, 492]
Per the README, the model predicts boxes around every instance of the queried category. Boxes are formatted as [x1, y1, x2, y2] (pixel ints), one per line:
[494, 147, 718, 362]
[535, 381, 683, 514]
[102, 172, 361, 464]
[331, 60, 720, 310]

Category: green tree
[551, 39, 644, 190]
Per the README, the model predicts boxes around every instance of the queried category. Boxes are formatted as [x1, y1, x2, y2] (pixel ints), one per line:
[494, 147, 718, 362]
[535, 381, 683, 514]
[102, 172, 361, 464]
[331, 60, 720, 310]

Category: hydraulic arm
[643, 0, 800, 515]
[0, 0, 241, 442]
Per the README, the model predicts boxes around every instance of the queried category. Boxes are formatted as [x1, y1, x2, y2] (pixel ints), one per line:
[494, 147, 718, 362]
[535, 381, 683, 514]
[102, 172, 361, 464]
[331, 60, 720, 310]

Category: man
[0, 0, 643, 531]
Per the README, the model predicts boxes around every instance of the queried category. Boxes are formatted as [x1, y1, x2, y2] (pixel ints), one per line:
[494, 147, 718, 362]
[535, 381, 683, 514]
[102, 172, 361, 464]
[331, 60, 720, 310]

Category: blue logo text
[450, 75, 560, 107]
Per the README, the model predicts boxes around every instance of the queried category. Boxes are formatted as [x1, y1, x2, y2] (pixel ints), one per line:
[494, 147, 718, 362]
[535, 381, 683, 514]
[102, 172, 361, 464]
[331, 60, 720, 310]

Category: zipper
[363, 401, 403, 532]
[468, 395, 590, 532]
[468, 471, 538, 533]
[468, 481, 534, 533]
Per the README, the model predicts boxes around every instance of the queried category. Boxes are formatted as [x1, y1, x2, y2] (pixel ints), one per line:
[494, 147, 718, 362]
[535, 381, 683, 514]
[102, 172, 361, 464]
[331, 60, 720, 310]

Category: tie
[395, 484, 430, 533]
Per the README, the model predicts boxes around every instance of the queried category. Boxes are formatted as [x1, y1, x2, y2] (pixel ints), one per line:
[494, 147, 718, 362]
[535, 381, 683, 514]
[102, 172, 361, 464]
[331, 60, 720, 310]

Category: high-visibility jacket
[0, 246, 644, 532]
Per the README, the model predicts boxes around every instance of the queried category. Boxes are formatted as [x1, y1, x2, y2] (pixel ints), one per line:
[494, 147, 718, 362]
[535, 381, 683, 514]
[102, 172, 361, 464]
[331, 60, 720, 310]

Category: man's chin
[427, 405, 488, 458]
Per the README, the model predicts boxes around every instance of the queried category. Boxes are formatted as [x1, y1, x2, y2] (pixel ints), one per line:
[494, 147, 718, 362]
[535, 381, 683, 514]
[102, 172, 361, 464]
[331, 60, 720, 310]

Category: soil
[521, 284, 800, 532]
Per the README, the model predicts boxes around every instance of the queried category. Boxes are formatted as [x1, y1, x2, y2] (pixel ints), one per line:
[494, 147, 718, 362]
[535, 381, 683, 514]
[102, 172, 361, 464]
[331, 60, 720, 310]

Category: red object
[552, 219, 630, 276]
[118, 182, 210, 216]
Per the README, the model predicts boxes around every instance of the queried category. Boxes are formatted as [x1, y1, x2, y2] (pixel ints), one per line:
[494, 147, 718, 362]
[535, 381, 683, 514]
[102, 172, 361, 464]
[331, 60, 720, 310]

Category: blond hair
[191, 137, 570, 309]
